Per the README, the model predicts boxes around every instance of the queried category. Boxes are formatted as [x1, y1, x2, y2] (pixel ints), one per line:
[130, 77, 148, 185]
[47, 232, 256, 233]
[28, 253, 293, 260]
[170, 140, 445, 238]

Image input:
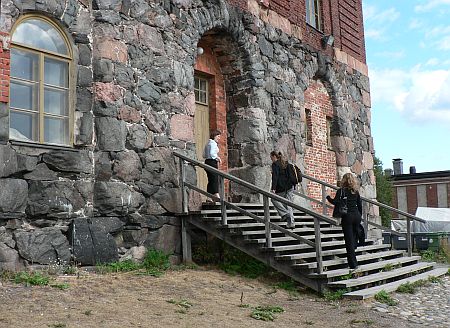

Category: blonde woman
[326, 173, 362, 270]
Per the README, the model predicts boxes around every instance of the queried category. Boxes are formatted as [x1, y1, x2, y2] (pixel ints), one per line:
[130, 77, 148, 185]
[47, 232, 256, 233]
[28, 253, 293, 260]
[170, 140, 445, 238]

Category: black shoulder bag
[333, 189, 348, 218]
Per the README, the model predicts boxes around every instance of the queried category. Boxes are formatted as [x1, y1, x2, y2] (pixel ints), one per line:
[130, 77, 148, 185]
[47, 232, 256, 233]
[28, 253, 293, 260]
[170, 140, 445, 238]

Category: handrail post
[179, 159, 188, 214]
[263, 195, 272, 248]
[321, 185, 327, 215]
[406, 218, 412, 257]
[219, 176, 227, 226]
[314, 217, 323, 274]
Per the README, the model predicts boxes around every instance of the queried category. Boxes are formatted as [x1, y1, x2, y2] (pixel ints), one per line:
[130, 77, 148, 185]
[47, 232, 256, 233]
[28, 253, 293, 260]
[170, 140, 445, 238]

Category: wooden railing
[174, 152, 339, 274]
[294, 172, 427, 257]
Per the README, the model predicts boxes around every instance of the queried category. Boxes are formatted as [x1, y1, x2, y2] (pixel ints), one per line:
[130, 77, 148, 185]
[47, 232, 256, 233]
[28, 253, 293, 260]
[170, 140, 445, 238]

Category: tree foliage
[374, 157, 393, 227]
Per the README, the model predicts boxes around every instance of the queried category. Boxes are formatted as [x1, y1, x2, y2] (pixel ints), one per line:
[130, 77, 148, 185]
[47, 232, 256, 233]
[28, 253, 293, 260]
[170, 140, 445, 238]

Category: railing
[174, 152, 339, 274]
[294, 172, 427, 257]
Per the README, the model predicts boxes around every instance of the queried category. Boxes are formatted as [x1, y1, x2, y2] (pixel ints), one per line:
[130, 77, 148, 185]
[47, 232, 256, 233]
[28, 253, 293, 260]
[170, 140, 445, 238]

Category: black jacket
[326, 187, 362, 216]
[271, 160, 293, 193]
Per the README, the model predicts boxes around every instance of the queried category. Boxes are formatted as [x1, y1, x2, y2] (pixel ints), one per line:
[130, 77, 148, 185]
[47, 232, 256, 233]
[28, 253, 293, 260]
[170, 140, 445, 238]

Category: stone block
[170, 114, 193, 141]
[68, 218, 119, 265]
[144, 224, 181, 255]
[93, 181, 145, 216]
[42, 150, 92, 174]
[26, 180, 91, 219]
[113, 150, 142, 182]
[127, 124, 153, 151]
[0, 145, 18, 177]
[15, 228, 71, 265]
[95, 117, 127, 151]
[0, 178, 28, 218]
[23, 163, 57, 181]
[140, 147, 178, 187]
[95, 39, 128, 63]
[0, 242, 23, 272]
[94, 82, 124, 102]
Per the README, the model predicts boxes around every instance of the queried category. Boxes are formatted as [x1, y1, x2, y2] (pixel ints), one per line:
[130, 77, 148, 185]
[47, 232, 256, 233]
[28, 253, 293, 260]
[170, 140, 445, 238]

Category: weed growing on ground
[51, 283, 70, 290]
[428, 275, 442, 284]
[323, 289, 349, 302]
[14, 272, 50, 286]
[250, 305, 284, 321]
[381, 263, 394, 272]
[83, 310, 92, 316]
[420, 249, 449, 263]
[96, 249, 171, 277]
[304, 320, 314, 325]
[374, 290, 398, 306]
[47, 323, 66, 328]
[350, 319, 374, 325]
[396, 280, 428, 294]
[142, 249, 171, 276]
[167, 299, 193, 309]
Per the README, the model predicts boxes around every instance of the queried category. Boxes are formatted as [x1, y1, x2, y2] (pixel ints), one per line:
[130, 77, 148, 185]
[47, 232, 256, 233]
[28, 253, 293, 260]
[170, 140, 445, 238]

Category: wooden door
[194, 76, 210, 194]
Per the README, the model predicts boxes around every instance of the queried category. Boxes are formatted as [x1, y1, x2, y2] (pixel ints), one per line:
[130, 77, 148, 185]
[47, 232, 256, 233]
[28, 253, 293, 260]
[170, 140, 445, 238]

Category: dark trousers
[341, 211, 361, 269]
[205, 159, 219, 195]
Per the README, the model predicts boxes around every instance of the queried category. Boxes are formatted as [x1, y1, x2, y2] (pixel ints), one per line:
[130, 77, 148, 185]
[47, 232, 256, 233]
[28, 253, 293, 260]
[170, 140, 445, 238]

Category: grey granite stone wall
[0, 0, 376, 269]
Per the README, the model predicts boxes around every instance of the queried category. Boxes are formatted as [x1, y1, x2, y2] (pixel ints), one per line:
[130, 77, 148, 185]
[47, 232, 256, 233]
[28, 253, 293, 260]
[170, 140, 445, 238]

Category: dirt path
[0, 267, 420, 328]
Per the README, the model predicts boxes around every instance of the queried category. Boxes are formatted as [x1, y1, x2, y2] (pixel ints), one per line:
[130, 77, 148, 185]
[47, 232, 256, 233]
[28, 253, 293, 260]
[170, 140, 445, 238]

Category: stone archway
[193, 28, 269, 202]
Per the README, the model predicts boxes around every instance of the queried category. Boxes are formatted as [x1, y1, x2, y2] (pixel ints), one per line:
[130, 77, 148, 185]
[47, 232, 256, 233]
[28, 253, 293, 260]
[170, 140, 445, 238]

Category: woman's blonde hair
[340, 173, 359, 193]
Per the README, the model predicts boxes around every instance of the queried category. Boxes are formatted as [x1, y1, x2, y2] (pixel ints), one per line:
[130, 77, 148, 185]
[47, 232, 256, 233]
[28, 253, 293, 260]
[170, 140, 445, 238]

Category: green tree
[374, 157, 393, 227]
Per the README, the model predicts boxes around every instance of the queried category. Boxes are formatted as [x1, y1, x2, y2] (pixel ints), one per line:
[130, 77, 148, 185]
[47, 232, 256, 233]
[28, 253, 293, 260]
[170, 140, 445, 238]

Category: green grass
[396, 279, 429, 294]
[374, 290, 398, 306]
[142, 249, 171, 276]
[250, 305, 284, 321]
[13, 272, 50, 286]
[47, 324, 66, 328]
[96, 249, 171, 277]
[323, 289, 349, 301]
[51, 282, 70, 290]
[420, 249, 450, 263]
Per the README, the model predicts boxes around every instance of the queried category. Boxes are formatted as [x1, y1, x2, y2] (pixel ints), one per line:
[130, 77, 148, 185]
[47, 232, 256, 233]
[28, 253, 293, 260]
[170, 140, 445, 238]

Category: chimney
[384, 169, 393, 177]
[392, 158, 403, 175]
[409, 166, 416, 174]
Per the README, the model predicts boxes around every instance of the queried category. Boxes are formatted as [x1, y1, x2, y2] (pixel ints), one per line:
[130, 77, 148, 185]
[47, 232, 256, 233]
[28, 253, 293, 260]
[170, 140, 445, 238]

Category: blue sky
[363, 0, 450, 173]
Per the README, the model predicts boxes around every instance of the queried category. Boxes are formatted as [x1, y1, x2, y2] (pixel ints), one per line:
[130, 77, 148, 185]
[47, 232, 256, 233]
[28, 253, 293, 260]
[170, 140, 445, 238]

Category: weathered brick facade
[0, 0, 375, 270]
[391, 170, 450, 218]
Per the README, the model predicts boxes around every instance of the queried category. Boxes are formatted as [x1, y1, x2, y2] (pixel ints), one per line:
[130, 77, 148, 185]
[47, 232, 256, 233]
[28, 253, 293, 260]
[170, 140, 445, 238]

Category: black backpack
[288, 163, 302, 185]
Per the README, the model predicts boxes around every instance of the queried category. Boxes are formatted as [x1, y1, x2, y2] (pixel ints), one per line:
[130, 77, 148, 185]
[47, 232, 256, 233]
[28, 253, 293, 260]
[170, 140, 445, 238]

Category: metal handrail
[295, 171, 427, 256]
[173, 151, 338, 273]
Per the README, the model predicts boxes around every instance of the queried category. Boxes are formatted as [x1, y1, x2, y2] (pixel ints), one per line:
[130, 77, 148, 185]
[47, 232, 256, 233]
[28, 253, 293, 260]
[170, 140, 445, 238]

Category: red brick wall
[406, 185, 418, 215]
[0, 32, 10, 104]
[426, 184, 438, 208]
[194, 42, 229, 176]
[303, 80, 336, 212]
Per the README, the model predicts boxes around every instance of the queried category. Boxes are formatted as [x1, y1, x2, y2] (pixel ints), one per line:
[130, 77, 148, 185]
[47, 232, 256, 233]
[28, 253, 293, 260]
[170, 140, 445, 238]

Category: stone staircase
[187, 202, 448, 299]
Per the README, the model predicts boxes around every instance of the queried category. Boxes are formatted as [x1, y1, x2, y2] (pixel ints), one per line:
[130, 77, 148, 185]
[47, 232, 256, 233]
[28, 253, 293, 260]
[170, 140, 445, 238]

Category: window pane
[44, 87, 68, 115]
[10, 110, 38, 142]
[12, 19, 68, 55]
[44, 58, 68, 87]
[10, 81, 39, 111]
[44, 116, 69, 145]
[11, 49, 39, 81]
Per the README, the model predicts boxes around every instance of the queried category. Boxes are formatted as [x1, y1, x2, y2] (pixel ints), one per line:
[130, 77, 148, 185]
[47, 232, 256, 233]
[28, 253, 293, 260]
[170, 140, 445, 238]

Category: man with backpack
[270, 151, 297, 229]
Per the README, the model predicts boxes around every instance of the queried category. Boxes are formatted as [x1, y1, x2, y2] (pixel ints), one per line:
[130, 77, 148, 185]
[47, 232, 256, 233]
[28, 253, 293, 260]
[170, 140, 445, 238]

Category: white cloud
[363, 5, 400, 41]
[374, 51, 405, 59]
[425, 58, 440, 66]
[369, 67, 450, 124]
[415, 0, 450, 13]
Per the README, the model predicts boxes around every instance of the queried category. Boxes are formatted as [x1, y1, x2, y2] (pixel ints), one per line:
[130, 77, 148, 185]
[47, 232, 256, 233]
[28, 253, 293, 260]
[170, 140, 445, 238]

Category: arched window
[10, 16, 72, 146]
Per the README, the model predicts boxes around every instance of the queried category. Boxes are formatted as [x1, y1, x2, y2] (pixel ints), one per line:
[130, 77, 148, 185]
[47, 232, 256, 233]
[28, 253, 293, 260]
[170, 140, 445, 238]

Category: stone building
[0, 0, 376, 270]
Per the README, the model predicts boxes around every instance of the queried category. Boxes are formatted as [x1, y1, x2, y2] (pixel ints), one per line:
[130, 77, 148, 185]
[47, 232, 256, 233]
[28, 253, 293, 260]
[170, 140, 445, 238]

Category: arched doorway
[193, 39, 228, 198]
